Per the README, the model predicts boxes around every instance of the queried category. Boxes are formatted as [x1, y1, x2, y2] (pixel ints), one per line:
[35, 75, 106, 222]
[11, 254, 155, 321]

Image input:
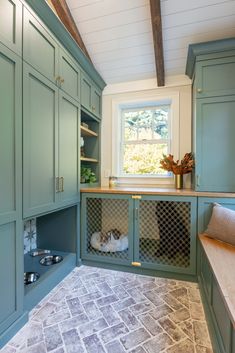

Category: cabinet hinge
[132, 195, 141, 199]
[131, 262, 141, 267]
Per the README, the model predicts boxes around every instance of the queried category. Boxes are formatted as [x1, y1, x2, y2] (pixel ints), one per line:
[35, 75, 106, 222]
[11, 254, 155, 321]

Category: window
[121, 105, 170, 176]
[112, 93, 179, 184]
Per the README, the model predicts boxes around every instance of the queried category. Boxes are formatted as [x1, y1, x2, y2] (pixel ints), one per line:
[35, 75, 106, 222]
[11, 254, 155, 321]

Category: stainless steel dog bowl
[39, 255, 63, 266]
[24, 272, 40, 285]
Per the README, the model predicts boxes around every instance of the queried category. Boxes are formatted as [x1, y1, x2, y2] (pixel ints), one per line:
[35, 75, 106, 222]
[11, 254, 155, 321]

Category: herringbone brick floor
[1, 266, 213, 353]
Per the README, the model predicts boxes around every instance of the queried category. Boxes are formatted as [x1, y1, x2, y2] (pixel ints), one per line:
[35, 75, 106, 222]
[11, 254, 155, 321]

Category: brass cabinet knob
[197, 88, 202, 93]
[60, 78, 65, 84]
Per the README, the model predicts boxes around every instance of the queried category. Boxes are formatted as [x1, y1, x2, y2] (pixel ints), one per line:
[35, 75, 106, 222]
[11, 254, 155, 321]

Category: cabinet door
[23, 64, 58, 218]
[195, 95, 235, 192]
[0, 44, 22, 221]
[195, 56, 235, 98]
[59, 48, 80, 102]
[211, 276, 231, 353]
[0, 221, 23, 336]
[92, 86, 102, 119]
[23, 7, 59, 85]
[0, 44, 23, 335]
[81, 73, 92, 112]
[135, 196, 197, 275]
[58, 92, 80, 205]
[0, 0, 22, 55]
[81, 194, 133, 266]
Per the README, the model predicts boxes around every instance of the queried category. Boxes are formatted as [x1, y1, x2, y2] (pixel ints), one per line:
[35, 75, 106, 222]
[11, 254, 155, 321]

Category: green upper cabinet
[0, 45, 21, 221]
[23, 64, 58, 218]
[0, 43, 23, 340]
[23, 7, 81, 103]
[195, 55, 235, 99]
[23, 6, 59, 85]
[186, 39, 235, 192]
[81, 72, 102, 119]
[23, 63, 80, 218]
[58, 91, 80, 205]
[0, 0, 22, 55]
[195, 95, 235, 192]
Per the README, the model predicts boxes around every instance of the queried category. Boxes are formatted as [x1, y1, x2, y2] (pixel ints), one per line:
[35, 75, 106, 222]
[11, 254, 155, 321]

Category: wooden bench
[199, 234, 235, 353]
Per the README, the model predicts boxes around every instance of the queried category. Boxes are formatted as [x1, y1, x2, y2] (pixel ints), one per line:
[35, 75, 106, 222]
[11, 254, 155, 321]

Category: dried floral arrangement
[160, 152, 194, 175]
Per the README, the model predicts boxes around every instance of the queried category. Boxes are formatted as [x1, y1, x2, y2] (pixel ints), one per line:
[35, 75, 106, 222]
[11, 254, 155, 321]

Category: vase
[175, 174, 183, 189]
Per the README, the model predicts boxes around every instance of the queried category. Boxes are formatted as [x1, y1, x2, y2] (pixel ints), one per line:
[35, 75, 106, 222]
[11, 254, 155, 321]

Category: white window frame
[112, 93, 180, 186]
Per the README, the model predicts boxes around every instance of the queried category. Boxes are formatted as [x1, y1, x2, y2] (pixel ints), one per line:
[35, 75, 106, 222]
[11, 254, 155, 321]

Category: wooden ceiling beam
[149, 0, 165, 86]
[49, 0, 92, 62]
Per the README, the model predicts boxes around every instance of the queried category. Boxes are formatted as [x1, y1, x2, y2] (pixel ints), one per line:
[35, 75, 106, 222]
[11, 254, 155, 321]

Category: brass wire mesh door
[135, 196, 196, 274]
[81, 194, 133, 265]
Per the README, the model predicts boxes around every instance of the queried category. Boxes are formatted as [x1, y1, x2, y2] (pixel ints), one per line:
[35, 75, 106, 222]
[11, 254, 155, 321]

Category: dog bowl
[39, 255, 63, 266]
[24, 272, 40, 285]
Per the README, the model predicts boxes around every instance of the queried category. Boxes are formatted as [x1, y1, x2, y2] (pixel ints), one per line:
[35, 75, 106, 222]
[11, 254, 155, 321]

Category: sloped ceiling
[66, 0, 235, 84]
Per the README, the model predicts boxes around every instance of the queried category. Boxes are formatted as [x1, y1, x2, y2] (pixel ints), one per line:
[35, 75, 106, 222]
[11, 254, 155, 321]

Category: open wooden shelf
[81, 125, 98, 137]
[80, 157, 98, 163]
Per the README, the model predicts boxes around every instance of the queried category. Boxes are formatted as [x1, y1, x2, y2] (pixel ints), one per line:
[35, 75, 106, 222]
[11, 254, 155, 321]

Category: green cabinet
[195, 95, 235, 192]
[23, 7, 81, 102]
[0, 0, 22, 55]
[187, 39, 235, 192]
[81, 72, 102, 119]
[81, 193, 197, 278]
[23, 63, 80, 218]
[198, 243, 235, 353]
[0, 43, 24, 345]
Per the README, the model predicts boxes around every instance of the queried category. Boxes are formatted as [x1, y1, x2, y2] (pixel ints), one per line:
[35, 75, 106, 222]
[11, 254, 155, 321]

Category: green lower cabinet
[81, 193, 134, 266]
[23, 63, 80, 218]
[0, 221, 24, 339]
[211, 277, 231, 353]
[81, 193, 197, 278]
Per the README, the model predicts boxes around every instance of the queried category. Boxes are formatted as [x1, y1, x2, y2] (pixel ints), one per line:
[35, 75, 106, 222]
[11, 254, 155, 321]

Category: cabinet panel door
[0, 0, 22, 55]
[23, 7, 58, 84]
[81, 73, 92, 111]
[200, 247, 212, 302]
[196, 56, 235, 98]
[195, 96, 235, 192]
[0, 221, 23, 335]
[135, 196, 197, 275]
[0, 45, 21, 222]
[92, 87, 101, 119]
[23, 64, 58, 218]
[81, 194, 133, 265]
[59, 49, 80, 102]
[212, 276, 231, 353]
[59, 92, 80, 204]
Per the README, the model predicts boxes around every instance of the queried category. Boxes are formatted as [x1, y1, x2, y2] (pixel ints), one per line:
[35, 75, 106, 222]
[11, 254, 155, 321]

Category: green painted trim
[0, 311, 28, 349]
[23, 0, 106, 90]
[82, 260, 197, 283]
[186, 37, 235, 78]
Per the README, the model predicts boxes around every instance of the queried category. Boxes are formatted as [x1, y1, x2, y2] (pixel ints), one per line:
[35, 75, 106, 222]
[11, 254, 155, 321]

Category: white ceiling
[66, 0, 235, 85]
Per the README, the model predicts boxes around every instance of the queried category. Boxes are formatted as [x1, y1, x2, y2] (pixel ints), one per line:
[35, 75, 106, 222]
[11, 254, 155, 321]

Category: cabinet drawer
[23, 7, 58, 84]
[195, 56, 235, 98]
[0, 0, 22, 55]
[212, 277, 231, 353]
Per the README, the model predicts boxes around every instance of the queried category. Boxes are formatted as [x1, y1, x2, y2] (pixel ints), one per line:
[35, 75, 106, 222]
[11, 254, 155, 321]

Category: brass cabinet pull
[92, 106, 95, 111]
[131, 262, 141, 267]
[132, 195, 141, 199]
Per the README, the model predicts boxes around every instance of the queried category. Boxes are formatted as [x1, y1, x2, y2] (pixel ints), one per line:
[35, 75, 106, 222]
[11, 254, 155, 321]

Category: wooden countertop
[80, 186, 235, 198]
[199, 234, 235, 328]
